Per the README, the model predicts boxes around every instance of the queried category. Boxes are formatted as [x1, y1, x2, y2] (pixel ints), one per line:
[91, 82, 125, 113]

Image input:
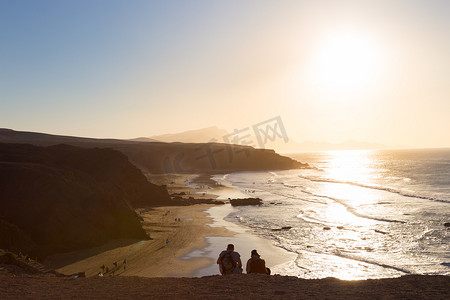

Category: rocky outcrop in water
[230, 198, 263, 206]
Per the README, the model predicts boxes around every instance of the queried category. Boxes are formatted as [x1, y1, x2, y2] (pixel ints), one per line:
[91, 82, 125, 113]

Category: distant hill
[149, 126, 229, 143]
[129, 137, 159, 142]
[263, 139, 390, 153]
[0, 143, 176, 259]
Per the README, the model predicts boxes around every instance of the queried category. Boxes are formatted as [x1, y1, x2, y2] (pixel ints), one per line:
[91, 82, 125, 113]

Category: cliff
[0, 143, 174, 259]
[0, 129, 308, 173]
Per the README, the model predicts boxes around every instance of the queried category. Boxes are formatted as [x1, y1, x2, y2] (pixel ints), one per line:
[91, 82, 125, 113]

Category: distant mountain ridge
[1, 127, 390, 153]
[265, 139, 390, 153]
[149, 126, 229, 143]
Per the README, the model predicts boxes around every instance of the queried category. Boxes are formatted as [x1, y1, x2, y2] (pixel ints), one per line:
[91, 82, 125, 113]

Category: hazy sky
[1, 0, 449, 148]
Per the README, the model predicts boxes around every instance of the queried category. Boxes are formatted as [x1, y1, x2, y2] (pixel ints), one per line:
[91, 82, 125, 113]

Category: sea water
[211, 148, 450, 279]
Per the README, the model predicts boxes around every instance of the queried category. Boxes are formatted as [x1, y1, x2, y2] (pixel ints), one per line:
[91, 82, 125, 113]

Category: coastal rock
[180, 198, 224, 205]
[272, 226, 292, 232]
[230, 198, 263, 206]
[444, 222, 450, 227]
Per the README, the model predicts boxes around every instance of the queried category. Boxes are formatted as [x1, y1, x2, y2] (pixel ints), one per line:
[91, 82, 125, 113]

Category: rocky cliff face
[0, 129, 308, 173]
[114, 142, 307, 173]
[0, 143, 174, 259]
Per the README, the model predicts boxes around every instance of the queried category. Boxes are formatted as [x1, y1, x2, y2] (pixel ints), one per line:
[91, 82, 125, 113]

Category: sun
[310, 31, 384, 97]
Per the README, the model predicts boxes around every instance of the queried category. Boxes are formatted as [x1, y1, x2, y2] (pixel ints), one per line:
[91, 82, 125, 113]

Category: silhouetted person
[246, 250, 269, 274]
[217, 244, 242, 275]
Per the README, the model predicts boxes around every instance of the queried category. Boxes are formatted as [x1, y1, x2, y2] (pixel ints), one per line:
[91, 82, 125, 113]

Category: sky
[1, 0, 449, 148]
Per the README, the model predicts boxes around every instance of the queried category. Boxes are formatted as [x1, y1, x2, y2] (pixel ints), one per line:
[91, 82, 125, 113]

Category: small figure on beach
[217, 244, 242, 275]
[101, 264, 105, 273]
[105, 266, 109, 273]
[246, 250, 270, 275]
[123, 259, 127, 270]
[113, 261, 118, 269]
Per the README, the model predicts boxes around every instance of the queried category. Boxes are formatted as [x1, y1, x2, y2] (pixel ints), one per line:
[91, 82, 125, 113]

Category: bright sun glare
[311, 31, 384, 97]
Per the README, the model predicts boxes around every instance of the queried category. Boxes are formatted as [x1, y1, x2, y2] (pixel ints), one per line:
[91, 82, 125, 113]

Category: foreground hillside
[0, 272, 448, 299]
[0, 143, 176, 259]
[0, 128, 307, 173]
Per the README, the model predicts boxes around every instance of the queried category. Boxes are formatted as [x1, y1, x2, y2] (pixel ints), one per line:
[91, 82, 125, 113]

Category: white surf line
[297, 175, 450, 204]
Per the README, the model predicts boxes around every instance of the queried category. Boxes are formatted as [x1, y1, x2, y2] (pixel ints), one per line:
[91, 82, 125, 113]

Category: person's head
[251, 249, 260, 257]
[227, 244, 234, 251]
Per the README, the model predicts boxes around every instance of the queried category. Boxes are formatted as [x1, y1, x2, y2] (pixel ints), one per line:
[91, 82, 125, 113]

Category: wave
[298, 188, 406, 224]
[297, 175, 450, 204]
[248, 182, 405, 224]
[275, 246, 412, 276]
[326, 251, 412, 275]
[222, 172, 410, 223]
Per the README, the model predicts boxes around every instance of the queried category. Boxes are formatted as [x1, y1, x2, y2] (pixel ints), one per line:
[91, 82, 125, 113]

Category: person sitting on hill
[217, 244, 243, 275]
[246, 250, 269, 274]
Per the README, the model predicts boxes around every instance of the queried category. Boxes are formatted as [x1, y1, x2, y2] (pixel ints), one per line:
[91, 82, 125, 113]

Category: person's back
[246, 250, 268, 274]
[217, 244, 242, 275]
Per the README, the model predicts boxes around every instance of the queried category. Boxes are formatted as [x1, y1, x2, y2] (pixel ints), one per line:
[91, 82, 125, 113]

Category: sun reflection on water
[307, 150, 391, 280]
[324, 202, 375, 226]
[318, 150, 384, 222]
[324, 150, 375, 183]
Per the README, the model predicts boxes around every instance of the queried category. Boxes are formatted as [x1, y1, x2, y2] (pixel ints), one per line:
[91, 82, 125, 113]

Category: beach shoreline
[157, 173, 297, 277]
[43, 172, 297, 278]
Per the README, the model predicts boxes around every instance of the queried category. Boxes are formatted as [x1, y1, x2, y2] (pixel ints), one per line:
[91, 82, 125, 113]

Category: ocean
[211, 148, 450, 279]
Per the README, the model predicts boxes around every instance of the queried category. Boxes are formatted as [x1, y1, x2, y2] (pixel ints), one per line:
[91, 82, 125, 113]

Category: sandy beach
[45, 204, 227, 277]
[43, 173, 283, 278]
